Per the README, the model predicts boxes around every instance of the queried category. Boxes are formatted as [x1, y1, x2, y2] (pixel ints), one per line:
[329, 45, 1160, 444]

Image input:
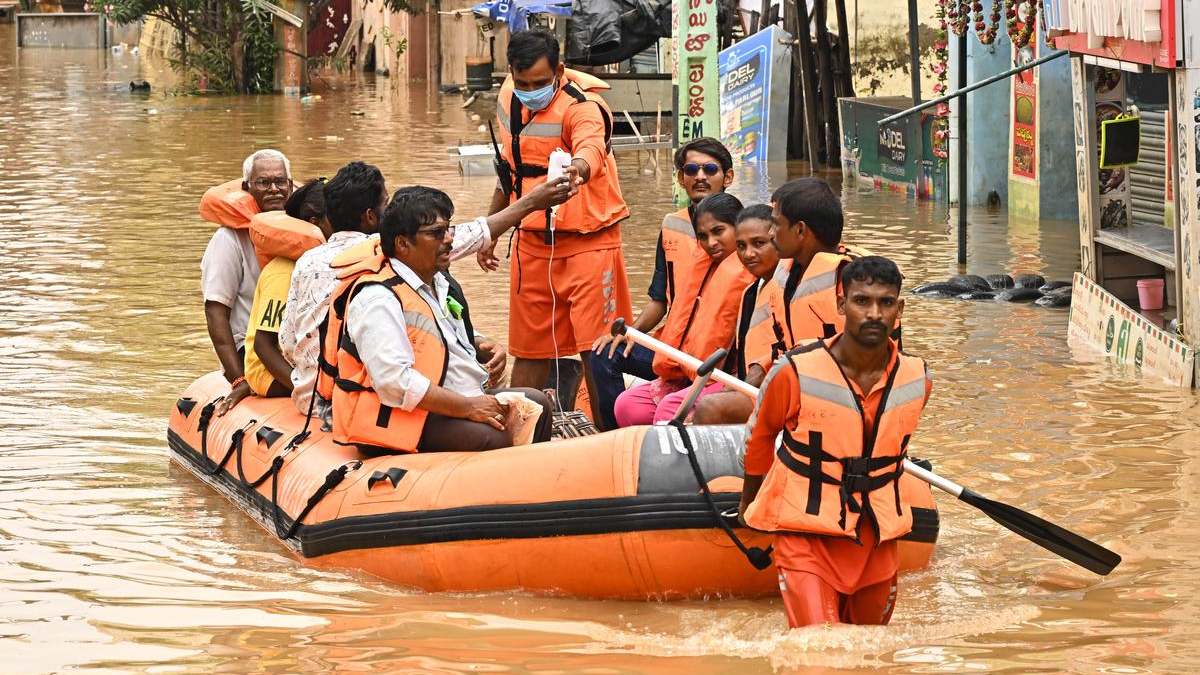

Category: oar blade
[959, 489, 1121, 576]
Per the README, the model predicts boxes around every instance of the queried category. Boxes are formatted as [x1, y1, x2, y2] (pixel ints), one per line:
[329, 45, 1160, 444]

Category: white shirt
[200, 227, 261, 349]
[282, 217, 492, 413]
[347, 258, 490, 410]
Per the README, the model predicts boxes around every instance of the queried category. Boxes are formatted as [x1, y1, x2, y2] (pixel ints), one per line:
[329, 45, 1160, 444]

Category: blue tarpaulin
[471, 0, 572, 33]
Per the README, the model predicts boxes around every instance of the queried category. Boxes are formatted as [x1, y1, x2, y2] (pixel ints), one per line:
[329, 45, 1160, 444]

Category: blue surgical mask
[514, 80, 557, 112]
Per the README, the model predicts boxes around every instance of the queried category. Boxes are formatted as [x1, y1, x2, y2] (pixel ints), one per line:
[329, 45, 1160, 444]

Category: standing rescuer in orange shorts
[478, 29, 632, 404]
[739, 256, 932, 628]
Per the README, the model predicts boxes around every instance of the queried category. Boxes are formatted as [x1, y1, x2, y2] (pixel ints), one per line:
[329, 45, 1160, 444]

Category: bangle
[230, 376, 246, 389]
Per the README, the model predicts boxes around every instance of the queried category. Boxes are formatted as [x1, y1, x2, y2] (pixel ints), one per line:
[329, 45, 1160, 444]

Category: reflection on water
[2, 25, 1199, 672]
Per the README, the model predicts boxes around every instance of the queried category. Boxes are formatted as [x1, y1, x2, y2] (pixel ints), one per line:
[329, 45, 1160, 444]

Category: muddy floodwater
[3, 30, 1199, 673]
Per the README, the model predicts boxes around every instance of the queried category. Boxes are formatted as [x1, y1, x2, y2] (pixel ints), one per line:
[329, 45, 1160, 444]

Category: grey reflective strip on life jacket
[882, 374, 926, 413]
[797, 374, 859, 412]
[662, 214, 696, 238]
[402, 310, 441, 339]
[793, 270, 838, 299]
[521, 122, 564, 137]
[747, 302, 773, 330]
[495, 107, 562, 137]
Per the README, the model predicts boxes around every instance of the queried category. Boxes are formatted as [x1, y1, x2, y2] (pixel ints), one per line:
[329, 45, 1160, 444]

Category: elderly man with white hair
[201, 149, 292, 415]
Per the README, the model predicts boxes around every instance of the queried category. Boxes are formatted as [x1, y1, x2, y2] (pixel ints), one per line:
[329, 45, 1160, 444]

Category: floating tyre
[995, 288, 1043, 302]
[1013, 273, 1046, 289]
[957, 290, 997, 300]
[986, 274, 1015, 290]
[912, 282, 970, 297]
[1039, 280, 1071, 293]
[1036, 293, 1071, 308]
[950, 274, 991, 291]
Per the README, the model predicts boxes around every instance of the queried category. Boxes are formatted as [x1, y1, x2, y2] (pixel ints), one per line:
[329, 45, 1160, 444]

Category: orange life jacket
[200, 179, 259, 228]
[496, 69, 628, 234]
[653, 252, 755, 381]
[653, 206, 708, 338]
[744, 340, 928, 542]
[248, 211, 325, 268]
[744, 251, 851, 368]
[727, 278, 765, 379]
[319, 256, 449, 454]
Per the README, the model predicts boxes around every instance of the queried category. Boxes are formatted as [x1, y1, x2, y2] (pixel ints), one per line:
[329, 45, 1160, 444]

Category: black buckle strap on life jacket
[770, 314, 787, 362]
[334, 377, 372, 393]
[274, 460, 362, 540]
[672, 421, 773, 570]
[778, 431, 905, 530]
[375, 404, 393, 428]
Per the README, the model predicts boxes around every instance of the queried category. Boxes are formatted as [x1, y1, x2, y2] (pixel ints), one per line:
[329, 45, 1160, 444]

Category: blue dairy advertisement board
[718, 25, 791, 163]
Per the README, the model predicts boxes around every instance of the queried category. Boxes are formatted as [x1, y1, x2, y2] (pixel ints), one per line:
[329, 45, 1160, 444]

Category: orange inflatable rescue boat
[168, 375, 939, 599]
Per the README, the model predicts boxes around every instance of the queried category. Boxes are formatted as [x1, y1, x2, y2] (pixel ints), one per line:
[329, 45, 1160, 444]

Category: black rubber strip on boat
[169, 429, 938, 557]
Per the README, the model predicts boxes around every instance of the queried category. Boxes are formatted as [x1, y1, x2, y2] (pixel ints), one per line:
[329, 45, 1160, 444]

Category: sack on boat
[495, 391, 544, 446]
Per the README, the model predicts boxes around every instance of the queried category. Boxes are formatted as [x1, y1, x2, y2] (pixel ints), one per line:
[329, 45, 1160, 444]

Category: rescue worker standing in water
[478, 29, 633, 409]
[739, 256, 931, 627]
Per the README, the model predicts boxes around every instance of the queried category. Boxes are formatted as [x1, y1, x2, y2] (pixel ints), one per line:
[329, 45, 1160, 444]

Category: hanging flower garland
[973, 0, 1004, 45]
[1007, 0, 1040, 49]
[931, 0, 952, 159]
[945, 0, 971, 37]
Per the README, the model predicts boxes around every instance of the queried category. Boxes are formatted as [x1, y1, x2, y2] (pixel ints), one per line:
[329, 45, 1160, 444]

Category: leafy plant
[103, 0, 274, 93]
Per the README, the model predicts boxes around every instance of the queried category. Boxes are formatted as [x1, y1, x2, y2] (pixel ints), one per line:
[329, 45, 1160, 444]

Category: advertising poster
[717, 25, 788, 163]
[1011, 23, 1038, 180]
[1067, 273, 1195, 387]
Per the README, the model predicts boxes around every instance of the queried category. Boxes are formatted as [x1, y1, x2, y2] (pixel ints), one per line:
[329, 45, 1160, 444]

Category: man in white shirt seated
[331, 186, 553, 452]
[201, 149, 292, 415]
[282, 161, 575, 422]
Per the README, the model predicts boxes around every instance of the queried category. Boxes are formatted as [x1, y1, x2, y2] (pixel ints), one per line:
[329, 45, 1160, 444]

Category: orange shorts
[508, 246, 633, 359]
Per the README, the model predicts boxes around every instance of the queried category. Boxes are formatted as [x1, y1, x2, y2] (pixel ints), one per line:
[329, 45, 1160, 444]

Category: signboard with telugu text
[1067, 273, 1194, 387]
[675, 0, 720, 146]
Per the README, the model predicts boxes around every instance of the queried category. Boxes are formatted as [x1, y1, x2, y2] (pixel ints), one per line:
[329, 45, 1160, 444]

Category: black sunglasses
[682, 162, 723, 177]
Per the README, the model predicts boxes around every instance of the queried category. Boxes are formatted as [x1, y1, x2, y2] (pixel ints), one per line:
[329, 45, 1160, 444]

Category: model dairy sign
[877, 123, 907, 165]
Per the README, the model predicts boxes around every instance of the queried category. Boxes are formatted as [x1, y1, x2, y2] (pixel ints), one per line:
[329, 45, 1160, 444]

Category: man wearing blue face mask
[479, 30, 632, 416]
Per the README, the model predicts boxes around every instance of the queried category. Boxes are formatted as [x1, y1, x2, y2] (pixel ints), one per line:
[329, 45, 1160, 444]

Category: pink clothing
[613, 379, 724, 426]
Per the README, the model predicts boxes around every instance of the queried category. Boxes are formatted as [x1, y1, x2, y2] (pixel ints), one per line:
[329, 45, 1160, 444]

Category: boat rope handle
[272, 460, 362, 540]
[670, 420, 773, 571]
[202, 419, 257, 477]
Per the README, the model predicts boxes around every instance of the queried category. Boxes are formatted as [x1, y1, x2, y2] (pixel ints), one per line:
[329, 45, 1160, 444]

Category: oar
[610, 318, 1122, 576]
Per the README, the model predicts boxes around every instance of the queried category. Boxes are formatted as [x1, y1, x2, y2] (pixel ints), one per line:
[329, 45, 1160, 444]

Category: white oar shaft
[617, 323, 966, 498]
[620, 325, 756, 398]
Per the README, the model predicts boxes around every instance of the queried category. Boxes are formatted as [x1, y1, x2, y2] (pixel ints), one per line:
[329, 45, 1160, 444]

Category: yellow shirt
[244, 257, 295, 396]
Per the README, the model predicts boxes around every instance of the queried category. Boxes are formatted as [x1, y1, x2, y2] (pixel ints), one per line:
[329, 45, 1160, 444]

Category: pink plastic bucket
[1137, 278, 1164, 311]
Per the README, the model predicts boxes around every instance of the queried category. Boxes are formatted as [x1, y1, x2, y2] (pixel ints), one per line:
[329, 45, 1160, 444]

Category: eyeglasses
[417, 223, 455, 240]
[250, 177, 291, 191]
[682, 162, 723, 177]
